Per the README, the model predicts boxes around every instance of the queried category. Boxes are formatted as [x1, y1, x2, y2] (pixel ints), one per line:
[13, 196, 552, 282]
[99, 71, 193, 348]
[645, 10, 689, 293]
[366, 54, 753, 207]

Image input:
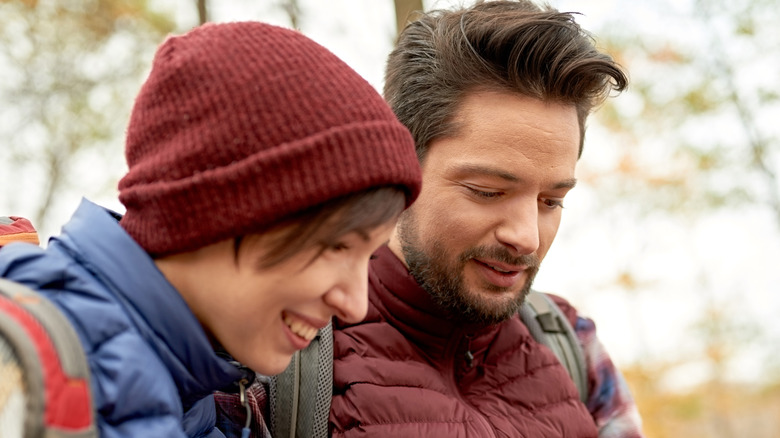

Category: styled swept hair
[384, 0, 628, 159]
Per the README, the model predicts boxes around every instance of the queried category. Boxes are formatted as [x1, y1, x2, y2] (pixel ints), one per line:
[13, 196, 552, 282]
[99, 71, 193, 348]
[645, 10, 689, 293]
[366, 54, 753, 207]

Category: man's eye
[467, 186, 502, 199]
[541, 198, 564, 209]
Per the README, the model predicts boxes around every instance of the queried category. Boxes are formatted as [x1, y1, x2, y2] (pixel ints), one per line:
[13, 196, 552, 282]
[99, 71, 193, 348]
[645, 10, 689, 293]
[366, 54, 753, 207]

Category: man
[328, 1, 641, 437]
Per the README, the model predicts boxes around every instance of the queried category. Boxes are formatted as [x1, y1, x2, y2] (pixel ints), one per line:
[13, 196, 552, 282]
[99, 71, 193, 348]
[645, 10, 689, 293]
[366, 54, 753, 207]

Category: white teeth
[283, 315, 318, 341]
[489, 264, 511, 273]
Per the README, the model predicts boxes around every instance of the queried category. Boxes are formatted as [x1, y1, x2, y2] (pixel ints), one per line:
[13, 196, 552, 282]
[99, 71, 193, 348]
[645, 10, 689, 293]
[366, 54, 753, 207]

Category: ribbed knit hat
[119, 22, 421, 256]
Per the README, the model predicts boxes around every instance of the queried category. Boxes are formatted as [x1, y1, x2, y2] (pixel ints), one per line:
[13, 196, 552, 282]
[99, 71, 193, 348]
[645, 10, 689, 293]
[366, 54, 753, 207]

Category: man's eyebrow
[451, 164, 520, 182]
[451, 164, 578, 190]
[553, 178, 578, 190]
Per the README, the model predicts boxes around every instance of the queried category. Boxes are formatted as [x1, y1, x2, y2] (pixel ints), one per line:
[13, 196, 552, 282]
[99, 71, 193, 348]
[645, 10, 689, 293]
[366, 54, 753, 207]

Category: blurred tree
[394, 0, 423, 36]
[197, 0, 208, 24]
[588, 0, 779, 222]
[0, 0, 174, 233]
[624, 360, 780, 438]
[583, 0, 780, 434]
[279, 0, 300, 30]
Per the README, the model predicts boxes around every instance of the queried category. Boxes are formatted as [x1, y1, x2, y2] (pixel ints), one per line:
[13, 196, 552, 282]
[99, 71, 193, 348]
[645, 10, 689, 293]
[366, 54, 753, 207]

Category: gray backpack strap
[269, 321, 333, 438]
[520, 291, 588, 403]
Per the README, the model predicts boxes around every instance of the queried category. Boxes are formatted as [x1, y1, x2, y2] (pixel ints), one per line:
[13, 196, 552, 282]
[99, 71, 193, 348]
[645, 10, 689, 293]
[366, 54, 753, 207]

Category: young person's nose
[494, 201, 540, 256]
[322, 262, 370, 324]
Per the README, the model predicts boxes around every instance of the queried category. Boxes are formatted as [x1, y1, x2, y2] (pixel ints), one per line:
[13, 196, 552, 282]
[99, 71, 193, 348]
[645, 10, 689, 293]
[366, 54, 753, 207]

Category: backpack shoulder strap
[269, 292, 588, 436]
[519, 290, 588, 403]
[0, 277, 97, 437]
[269, 321, 333, 438]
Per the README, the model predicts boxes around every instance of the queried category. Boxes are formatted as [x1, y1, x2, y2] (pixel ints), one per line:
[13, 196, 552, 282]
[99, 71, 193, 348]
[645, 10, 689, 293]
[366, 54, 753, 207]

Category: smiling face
[158, 219, 395, 375]
[389, 90, 580, 324]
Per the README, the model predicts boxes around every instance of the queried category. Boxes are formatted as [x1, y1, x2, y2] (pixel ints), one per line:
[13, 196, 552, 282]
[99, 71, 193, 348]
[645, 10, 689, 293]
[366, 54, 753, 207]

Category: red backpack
[0, 278, 97, 437]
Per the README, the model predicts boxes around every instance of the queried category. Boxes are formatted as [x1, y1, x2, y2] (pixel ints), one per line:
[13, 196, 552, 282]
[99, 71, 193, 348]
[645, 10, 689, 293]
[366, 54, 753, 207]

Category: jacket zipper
[445, 330, 498, 438]
[238, 378, 251, 438]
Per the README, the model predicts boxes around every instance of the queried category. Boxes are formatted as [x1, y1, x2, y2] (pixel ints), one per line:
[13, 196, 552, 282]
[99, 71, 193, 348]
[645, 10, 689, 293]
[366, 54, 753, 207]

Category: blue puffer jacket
[0, 199, 248, 437]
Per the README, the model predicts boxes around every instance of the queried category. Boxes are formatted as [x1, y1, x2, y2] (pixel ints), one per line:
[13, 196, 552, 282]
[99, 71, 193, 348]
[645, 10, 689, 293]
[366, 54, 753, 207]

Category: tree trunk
[393, 0, 423, 37]
[281, 0, 301, 29]
[197, 0, 208, 25]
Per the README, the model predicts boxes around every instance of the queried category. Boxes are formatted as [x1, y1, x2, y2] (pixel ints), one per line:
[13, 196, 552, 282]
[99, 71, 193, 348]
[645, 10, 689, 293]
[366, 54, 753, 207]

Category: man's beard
[396, 211, 540, 326]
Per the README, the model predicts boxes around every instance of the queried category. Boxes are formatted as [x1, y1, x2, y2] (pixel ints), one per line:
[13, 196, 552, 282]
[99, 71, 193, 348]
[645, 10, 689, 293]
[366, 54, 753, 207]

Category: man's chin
[466, 271, 530, 300]
[451, 286, 528, 324]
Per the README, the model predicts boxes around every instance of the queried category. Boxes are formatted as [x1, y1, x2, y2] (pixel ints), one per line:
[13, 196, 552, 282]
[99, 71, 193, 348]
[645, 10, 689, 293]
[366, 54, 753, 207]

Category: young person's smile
[281, 310, 327, 347]
[162, 220, 396, 375]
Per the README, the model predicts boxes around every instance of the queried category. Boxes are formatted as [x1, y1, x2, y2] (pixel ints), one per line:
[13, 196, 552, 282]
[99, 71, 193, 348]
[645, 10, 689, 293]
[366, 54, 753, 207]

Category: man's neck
[386, 226, 409, 269]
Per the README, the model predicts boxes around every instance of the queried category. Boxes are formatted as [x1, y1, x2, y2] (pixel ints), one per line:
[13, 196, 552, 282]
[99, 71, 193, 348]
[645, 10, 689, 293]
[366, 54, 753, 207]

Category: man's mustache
[458, 245, 540, 270]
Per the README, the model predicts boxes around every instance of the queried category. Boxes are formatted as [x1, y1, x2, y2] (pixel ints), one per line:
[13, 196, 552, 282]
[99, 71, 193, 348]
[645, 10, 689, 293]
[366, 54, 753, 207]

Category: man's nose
[494, 200, 540, 255]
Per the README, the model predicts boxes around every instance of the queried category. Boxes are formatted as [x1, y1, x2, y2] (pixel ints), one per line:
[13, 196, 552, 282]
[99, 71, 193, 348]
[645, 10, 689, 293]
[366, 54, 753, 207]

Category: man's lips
[473, 258, 527, 274]
[471, 258, 527, 289]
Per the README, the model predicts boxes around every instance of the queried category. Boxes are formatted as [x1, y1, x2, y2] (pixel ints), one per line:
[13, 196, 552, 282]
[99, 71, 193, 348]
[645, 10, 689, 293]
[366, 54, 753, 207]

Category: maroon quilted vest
[329, 246, 597, 437]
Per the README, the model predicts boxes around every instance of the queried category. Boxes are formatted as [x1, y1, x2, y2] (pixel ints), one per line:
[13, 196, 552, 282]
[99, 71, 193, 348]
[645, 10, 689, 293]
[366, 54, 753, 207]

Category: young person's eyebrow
[345, 229, 372, 242]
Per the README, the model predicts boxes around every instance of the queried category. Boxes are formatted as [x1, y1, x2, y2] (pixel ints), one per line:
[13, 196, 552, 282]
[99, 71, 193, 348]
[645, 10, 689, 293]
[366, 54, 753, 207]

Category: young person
[0, 21, 421, 438]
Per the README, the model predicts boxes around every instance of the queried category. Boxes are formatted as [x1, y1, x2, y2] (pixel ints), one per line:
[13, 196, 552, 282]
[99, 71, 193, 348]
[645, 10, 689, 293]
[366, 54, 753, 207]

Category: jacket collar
[58, 198, 244, 406]
[368, 245, 501, 356]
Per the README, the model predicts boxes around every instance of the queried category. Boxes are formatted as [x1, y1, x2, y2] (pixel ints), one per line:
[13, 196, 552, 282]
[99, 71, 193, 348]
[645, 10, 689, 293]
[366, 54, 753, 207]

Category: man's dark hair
[384, 0, 628, 160]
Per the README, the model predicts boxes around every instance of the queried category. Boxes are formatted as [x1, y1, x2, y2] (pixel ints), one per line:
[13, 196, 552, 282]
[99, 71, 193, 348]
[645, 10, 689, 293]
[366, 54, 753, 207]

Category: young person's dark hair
[235, 185, 406, 268]
[384, 0, 628, 160]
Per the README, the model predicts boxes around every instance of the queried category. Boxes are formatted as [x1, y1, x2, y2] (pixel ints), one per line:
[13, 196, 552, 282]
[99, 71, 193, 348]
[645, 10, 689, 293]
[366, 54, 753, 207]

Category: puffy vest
[329, 246, 597, 437]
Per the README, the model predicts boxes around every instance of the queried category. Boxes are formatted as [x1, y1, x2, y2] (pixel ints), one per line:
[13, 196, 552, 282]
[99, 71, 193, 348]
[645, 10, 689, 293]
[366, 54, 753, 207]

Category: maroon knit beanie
[119, 22, 421, 256]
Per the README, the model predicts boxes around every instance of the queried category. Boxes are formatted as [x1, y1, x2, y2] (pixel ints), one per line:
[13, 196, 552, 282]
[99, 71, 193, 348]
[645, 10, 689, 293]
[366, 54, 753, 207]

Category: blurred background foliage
[0, 0, 778, 436]
[0, 0, 174, 227]
[581, 0, 780, 435]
